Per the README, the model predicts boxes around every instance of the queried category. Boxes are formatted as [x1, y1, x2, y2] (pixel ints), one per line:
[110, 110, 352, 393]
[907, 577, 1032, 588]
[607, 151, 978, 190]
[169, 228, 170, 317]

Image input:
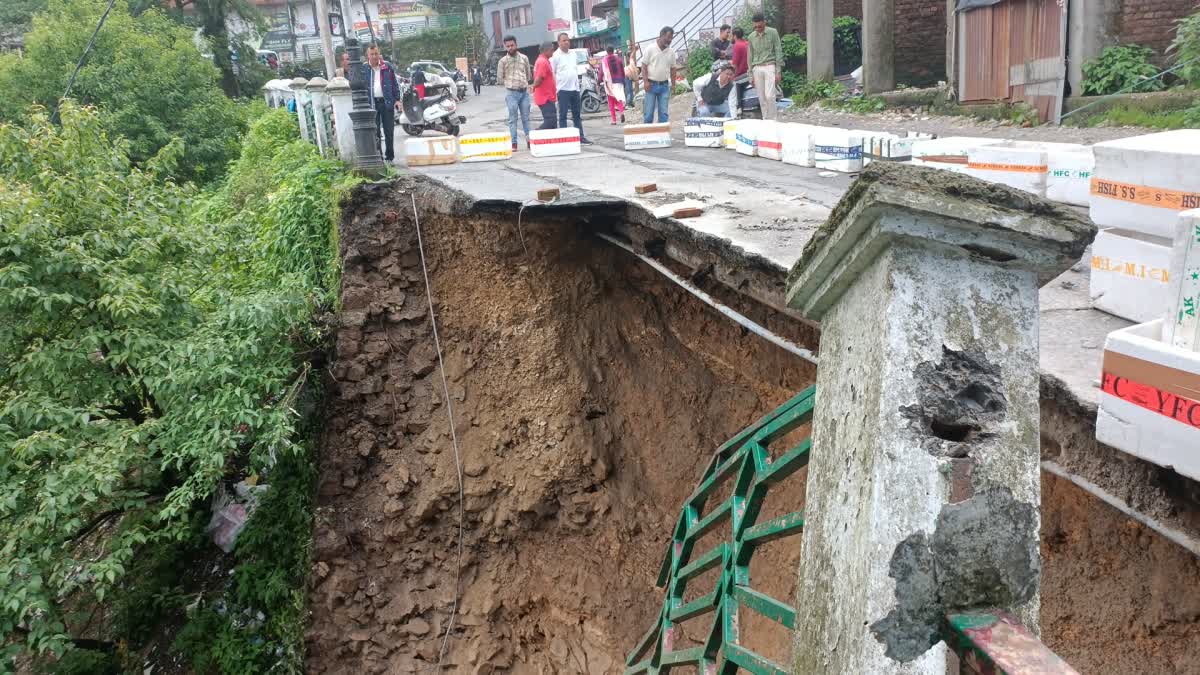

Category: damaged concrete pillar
[862, 0, 895, 94]
[807, 0, 834, 81]
[785, 164, 1093, 674]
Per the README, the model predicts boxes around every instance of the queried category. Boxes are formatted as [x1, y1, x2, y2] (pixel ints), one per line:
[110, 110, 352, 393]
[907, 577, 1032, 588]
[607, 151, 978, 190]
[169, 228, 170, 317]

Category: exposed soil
[304, 179, 818, 673]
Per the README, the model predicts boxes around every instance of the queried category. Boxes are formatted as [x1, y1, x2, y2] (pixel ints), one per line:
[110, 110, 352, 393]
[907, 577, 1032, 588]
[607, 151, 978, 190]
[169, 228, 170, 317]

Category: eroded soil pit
[304, 179, 818, 673]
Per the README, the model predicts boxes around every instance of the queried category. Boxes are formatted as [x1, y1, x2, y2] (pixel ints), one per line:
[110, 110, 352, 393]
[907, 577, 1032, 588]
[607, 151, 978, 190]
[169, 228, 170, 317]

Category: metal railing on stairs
[636, 0, 744, 67]
[625, 387, 814, 674]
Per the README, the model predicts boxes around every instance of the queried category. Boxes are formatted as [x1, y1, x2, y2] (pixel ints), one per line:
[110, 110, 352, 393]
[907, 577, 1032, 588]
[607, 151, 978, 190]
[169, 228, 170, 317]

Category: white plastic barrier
[459, 133, 512, 162]
[405, 137, 459, 167]
[1090, 228, 1172, 324]
[1090, 130, 1200, 240]
[966, 142, 1050, 196]
[780, 123, 815, 167]
[530, 127, 581, 158]
[812, 129, 864, 173]
[1165, 209, 1200, 352]
[1096, 319, 1200, 482]
[625, 123, 672, 151]
[1046, 147, 1095, 207]
[684, 118, 726, 148]
[911, 136, 1002, 175]
[756, 121, 783, 161]
[736, 119, 759, 157]
[723, 120, 739, 150]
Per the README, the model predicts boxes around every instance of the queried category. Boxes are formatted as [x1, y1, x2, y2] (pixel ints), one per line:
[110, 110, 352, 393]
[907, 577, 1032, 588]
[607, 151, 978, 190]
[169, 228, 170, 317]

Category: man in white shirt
[550, 33, 593, 145]
[640, 26, 678, 124]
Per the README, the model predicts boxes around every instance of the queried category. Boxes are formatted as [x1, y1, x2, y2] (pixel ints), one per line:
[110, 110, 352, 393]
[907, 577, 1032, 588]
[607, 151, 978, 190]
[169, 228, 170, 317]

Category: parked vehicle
[580, 65, 605, 115]
[398, 82, 466, 137]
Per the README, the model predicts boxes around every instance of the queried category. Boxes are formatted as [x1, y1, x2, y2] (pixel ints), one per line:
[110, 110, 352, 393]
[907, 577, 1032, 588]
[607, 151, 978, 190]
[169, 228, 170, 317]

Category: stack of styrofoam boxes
[736, 119, 759, 157]
[459, 133, 512, 162]
[529, 127, 581, 158]
[780, 123, 815, 168]
[854, 131, 897, 167]
[911, 137, 1002, 175]
[966, 141, 1051, 196]
[1096, 210, 1200, 483]
[1045, 145, 1095, 207]
[625, 123, 672, 150]
[1089, 130, 1200, 324]
[723, 120, 739, 150]
[812, 128, 864, 173]
[684, 118, 726, 148]
[405, 136, 459, 167]
[756, 121, 783, 161]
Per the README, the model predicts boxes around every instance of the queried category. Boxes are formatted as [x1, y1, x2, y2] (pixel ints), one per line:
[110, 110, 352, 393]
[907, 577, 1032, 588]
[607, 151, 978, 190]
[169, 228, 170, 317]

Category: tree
[0, 0, 246, 184]
[164, 0, 264, 98]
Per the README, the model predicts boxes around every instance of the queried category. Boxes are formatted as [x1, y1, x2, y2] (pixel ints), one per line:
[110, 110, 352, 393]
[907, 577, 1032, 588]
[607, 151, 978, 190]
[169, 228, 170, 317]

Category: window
[572, 0, 585, 20]
[504, 5, 532, 28]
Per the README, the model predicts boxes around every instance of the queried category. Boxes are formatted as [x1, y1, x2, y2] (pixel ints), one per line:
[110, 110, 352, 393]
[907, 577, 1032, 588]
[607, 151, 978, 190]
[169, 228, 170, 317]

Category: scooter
[452, 71, 468, 101]
[398, 84, 466, 137]
[580, 67, 605, 115]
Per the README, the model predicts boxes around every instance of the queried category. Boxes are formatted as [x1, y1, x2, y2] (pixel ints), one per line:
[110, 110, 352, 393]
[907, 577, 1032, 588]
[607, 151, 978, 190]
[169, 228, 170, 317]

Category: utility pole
[315, 0, 337, 78]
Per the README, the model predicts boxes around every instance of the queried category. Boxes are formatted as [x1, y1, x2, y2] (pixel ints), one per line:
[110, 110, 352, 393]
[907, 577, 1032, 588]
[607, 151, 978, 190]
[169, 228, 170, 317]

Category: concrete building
[255, 0, 459, 63]
[480, 0, 631, 51]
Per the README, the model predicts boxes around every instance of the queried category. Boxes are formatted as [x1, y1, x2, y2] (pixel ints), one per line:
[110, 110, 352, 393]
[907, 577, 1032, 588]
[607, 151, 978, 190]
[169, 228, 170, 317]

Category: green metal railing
[625, 387, 814, 675]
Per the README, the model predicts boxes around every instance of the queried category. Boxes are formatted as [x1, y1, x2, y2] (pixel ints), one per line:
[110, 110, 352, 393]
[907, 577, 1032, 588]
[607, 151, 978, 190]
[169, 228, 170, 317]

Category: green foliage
[781, 33, 807, 66]
[0, 0, 246, 184]
[1170, 10, 1200, 87]
[733, 0, 782, 33]
[0, 103, 348, 670]
[781, 70, 805, 98]
[1077, 103, 1200, 129]
[386, 26, 486, 70]
[0, 0, 47, 32]
[829, 95, 886, 113]
[791, 78, 846, 105]
[688, 45, 715, 81]
[44, 648, 120, 674]
[1081, 44, 1164, 96]
[833, 15, 861, 68]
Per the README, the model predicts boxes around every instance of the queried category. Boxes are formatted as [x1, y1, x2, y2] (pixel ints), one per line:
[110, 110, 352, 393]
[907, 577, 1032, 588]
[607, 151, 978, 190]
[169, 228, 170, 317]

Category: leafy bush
[688, 44, 715, 80]
[1170, 10, 1200, 87]
[833, 15, 861, 68]
[0, 103, 349, 670]
[1081, 44, 1164, 95]
[792, 78, 846, 105]
[387, 26, 487, 69]
[781, 70, 805, 97]
[0, 0, 245, 184]
[782, 33, 807, 69]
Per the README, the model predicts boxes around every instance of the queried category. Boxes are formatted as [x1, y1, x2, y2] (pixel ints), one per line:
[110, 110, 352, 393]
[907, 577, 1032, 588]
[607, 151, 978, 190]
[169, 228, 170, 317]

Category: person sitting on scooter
[411, 65, 427, 99]
[731, 27, 749, 79]
[693, 61, 738, 119]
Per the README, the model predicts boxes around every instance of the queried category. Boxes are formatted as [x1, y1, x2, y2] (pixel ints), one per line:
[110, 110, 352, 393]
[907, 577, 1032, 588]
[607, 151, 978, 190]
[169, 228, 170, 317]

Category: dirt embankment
[304, 179, 818, 673]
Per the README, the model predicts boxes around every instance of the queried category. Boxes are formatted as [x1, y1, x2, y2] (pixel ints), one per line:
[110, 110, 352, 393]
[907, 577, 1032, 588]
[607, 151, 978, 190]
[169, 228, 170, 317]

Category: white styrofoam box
[736, 119, 760, 157]
[869, 136, 917, 162]
[757, 121, 783, 161]
[405, 136, 458, 167]
[723, 120, 739, 150]
[459, 133, 511, 162]
[966, 141, 1050, 196]
[853, 130, 897, 166]
[685, 117, 726, 148]
[812, 129, 864, 173]
[1046, 146, 1095, 206]
[1090, 131, 1200, 239]
[906, 131, 936, 140]
[625, 123, 672, 151]
[1091, 229, 1173, 323]
[1165, 209, 1200, 351]
[1096, 319, 1200, 482]
[529, 127, 581, 158]
[911, 136, 1002, 171]
[780, 123, 815, 167]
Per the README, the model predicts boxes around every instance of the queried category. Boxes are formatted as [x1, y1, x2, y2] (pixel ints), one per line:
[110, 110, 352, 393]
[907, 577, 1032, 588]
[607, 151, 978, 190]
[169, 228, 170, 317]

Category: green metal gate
[625, 387, 815, 675]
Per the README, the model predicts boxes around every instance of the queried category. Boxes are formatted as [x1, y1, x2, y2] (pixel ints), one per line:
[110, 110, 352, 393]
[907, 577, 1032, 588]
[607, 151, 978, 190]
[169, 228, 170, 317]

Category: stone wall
[779, 0, 947, 86]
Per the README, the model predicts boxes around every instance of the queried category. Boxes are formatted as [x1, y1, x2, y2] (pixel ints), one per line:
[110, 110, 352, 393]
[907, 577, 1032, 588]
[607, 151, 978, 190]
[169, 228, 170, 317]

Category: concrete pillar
[862, 0, 895, 93]
[786, 164, 1094, 674]
[307, 77, 330, 156]
[290, 77, 310, 141]
[807, 0, 834, 81]
[1067, 0, 1121, 96]
[327, 76, 356, 161]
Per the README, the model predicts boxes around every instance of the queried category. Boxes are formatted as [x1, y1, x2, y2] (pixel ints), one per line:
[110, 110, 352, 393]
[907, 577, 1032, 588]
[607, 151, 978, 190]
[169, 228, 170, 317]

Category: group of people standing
[493, 12, 784, 152]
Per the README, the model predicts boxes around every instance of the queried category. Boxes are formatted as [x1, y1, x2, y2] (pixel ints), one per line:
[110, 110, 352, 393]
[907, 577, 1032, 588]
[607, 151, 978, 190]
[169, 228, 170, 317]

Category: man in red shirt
[731, 27, 750, 78]
[532, 41, 558, 129]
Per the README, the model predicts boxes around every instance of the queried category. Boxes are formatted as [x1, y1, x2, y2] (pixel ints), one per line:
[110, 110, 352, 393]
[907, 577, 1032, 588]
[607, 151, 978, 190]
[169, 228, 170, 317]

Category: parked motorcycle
[398, 84, 466, 137]
[452, 71, 468, 101]
[484, 66, 497, 86]
[580, 66, 605, 115]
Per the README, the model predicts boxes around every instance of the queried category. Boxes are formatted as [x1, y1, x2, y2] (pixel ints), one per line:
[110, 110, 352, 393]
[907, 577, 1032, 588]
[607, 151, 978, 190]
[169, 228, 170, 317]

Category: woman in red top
[731, 27, 750, 78]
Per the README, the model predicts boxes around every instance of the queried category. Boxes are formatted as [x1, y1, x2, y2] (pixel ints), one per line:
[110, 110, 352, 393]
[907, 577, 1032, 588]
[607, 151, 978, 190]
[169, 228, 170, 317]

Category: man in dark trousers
[471, 64, 483, 95]
[363, 43, 401, 161]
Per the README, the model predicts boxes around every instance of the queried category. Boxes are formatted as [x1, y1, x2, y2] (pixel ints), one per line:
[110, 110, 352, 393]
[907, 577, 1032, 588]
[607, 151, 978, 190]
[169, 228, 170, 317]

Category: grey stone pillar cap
[326, 77, 351, 91]
[786, 163, 1095, 321]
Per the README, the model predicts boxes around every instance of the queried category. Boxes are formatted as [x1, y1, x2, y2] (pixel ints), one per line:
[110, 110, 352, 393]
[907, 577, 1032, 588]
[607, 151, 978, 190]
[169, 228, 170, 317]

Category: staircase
[638, 0, 746, 65]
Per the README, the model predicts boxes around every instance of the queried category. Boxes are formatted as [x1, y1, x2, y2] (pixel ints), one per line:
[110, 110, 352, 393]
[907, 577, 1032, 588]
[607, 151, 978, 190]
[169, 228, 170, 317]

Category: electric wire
[410, 194, 466, 669]
[53, 0, 119, 124]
